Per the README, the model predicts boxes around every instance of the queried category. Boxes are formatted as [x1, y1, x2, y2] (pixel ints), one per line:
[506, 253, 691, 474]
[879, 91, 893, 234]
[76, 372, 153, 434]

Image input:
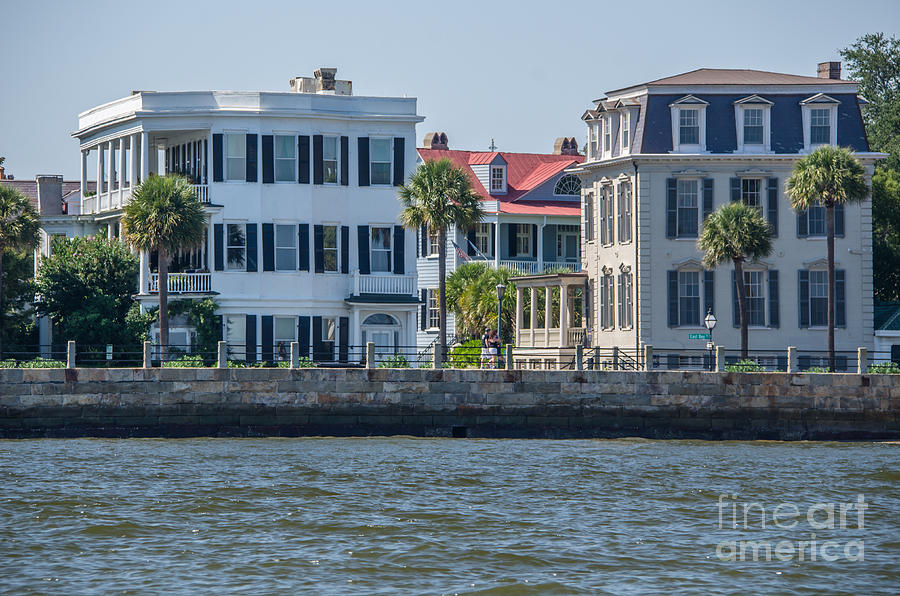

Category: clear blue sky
[2, 0, 897, 179]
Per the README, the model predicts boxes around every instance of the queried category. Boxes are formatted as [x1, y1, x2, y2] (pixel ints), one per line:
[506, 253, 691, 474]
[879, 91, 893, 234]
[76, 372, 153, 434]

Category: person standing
[480, 328, 492, 368]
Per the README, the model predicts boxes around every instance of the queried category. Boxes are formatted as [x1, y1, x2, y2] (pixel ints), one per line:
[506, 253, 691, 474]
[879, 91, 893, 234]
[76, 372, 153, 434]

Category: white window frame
[800, 97, 839, 151]
[740, 177, 764, 211]
[490, 166, 506, 193]
[369, 137, 393, 186]
[733, 100, 772, 153]
[741, 270, 766, 327]
[618, 271, 633, 329]
[273, 316, 296, 361]
[225, 222, 247, 271]
[224, 314, 247, 361]
[274, 134, 297, 182]
[669, 97, 708, 153]
[322, 135, 339, 185]
[600, 185, 614, 246]
[475, 223, 492, 256]
[322, 317, 336, 342]
[807, 205, 827, 237]
[556, 225, 579, 261]
[427, 289, 440, 329]
[370, 225, 393, 273]
[584, 192, 595, 243]
[620, 111, 630, 153]
[275, 223, 297, 271]
[676, 179, 700, 238]
[322, 224, 339, 272]
[589, 123, 599, 160]
[603, 116, 612, 156]
[515, 224, 532, 257]
[617, 179, 632, 244]
[427, 226, 441, 257]
[808, 269, 828, 328]
[678, 270, 701, 327]
[224, 132, 246, 181]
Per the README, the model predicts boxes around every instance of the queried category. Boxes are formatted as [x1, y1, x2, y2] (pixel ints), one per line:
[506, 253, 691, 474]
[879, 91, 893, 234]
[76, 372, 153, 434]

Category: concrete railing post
[612, 346, 619, 371]
[857, 347, 868, 375]
[787, 346, 798, 373]
[505, 345, 514, 370]
[433, 344, 442, 369]
[593, 347, 601, 370]
[643, 344, 653, 371]
[715, 345, 725, 372]
[290, 341, 300, 369]
[217, 341, 227, 369]
[575, 344, 583, 370]
[366, 342, 375, 369]
[66, 340, 76, 369]
[143, 341, 152, 368]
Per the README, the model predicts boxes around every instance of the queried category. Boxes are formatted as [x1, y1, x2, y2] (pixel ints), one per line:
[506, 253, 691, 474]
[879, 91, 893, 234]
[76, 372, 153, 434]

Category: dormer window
[743, 109, 764, 144]
[733, 95, 773, 153]
[603, 116, 611, 153]
[800, 94, 839, 151]
[491, 166, 505, 192]
[679, 110, 699, 145]
[669, 96, 708, 153]
[810, 109, 831, 144]
[621, 111, 630, 150]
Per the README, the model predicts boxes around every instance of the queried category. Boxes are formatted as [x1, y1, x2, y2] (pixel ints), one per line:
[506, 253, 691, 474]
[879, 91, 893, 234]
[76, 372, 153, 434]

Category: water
[1, 438, 897, 595]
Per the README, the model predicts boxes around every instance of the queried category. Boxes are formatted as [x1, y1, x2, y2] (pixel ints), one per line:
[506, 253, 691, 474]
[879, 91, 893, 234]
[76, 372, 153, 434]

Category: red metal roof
[467, 152, 502, 165]
[499, 200, 581, 216]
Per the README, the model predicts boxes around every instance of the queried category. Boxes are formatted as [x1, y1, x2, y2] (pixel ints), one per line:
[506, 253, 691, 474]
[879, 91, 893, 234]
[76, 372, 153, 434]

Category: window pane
[276, 224, 294, 247]
[275, 136, 295, 158]
[371, 163, 391, 185]
[323, 137, 337, 160]
[808, 206, 826, 236]
[370, 138, 391, 162]
[679, 109, 699, 144]
[811, 109, 830, 144]
[741, 178, 762, 208]
[679, 271, 700, 326]
[323, 318, 335, 341]
[371, 227, 391, 249]
[274, 317, 294, 341]
[276, 160, 294, 181]
[323, 226, 337, 248]
[226, 134, 245, 158]
[677, 180, 699, 237]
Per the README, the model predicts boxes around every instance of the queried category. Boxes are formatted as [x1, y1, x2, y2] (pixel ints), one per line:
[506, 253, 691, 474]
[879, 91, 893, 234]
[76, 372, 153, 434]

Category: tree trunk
[0, 248, 4, 360]
[158, 246, 169, 363]
[436, 226, 447, 367]
[734, 258, 749, 360]
[826, 203, 836, 372]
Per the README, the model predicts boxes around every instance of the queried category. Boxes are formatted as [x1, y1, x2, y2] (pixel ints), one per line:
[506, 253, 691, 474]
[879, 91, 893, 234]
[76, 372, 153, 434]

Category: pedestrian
[489, 329, 501, 369]
[481, 327, 492, 368]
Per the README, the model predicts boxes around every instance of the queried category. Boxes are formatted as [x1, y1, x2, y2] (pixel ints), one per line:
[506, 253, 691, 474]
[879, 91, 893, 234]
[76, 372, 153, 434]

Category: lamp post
[704, 308, 717, 371]
[496, 283, 506, 364]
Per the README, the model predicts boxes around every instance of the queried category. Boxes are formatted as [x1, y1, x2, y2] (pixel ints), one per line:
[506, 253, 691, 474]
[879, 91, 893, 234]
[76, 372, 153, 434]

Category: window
[807, 205, 826, 236]
[810, 108, 831, 145]
[323, 136, 338, 184]
[743, 109, 764, 145]
[809, 270, 828, 327]
[274, 316, 295, 361]
[370, 138, 392, 185]
[226, 223, 246, 270]
[677, 179, 699, 237]
[679, 109, 700, 145]
[371, 226, 392, 272]
[617, 181, 632, 243]
[322, 317, 336, 342]
[618, 272, 633, 329]
[275, 224, 296, 271]
[554, 174, 581, 196]
[604, 117, 611, 152]
[225, 314, 246, 361]
[475, 223, 492, 256]
[741, 178, 763, 210]
[323, 225, 338, 272]
[557, 225, 579, 261]
[744, 271, 765, 326]
[515, 224, 532, 256]
[600, 273, 615, 330]
[600, 186, 614, 245]
[225, 134, 246, 181]
[589, 124, 599, 159]
[427, 289, 440, 329]
[490, 166, 505, 193]
[428, 227, 441, 256]
[275, 135, 296, 182]
[621, 112, 630, 150]
[585, 192, 595, 242]
[678, 271, 701, 326]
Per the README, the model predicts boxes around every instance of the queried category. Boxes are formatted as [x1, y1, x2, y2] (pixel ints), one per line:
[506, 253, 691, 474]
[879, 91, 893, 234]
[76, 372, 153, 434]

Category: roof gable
[800, 92, 840, 105]
[733, 94, 774, 105]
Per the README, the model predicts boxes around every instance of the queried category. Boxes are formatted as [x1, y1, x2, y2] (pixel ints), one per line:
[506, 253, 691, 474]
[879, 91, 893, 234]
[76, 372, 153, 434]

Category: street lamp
[496, 283, 506, 362]
[704, 308, 717, 371]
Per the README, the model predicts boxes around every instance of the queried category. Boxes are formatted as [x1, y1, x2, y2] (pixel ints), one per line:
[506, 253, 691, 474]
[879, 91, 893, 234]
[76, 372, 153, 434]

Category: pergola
[512, 272, 589, 349]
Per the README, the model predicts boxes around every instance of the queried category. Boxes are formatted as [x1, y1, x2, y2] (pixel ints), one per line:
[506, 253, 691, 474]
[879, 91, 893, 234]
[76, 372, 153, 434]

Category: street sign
[688, 333, 711, 340]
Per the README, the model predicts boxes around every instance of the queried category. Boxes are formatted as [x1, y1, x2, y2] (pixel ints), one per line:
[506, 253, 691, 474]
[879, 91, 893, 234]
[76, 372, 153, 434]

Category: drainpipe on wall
[633, 161, 640, 359]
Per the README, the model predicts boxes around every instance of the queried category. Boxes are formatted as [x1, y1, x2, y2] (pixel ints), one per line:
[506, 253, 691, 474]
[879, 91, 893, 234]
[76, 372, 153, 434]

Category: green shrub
[725, 359, 765, 372]
[867, 361, 900, 374]
[1, 357, 66, 368]
[163, 354, 206, 368]
[378, 354, 410, 368]
[274, 357, 315, 368]
[805, 366, 830, 373]
[448, 339, 484, 368]
[0, 359, 18, 368]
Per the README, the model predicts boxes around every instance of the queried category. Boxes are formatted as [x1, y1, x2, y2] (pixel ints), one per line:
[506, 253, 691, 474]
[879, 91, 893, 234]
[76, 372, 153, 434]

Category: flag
[451, 241, 471, 262]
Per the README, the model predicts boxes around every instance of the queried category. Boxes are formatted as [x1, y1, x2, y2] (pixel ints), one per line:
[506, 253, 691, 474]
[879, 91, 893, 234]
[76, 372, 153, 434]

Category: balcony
[82, 184, 209, 215]
[349, 271, 417, 296]
[149, 272, 212, 294]
[495, 260, 581, 275]
[190, 184, 210, 203]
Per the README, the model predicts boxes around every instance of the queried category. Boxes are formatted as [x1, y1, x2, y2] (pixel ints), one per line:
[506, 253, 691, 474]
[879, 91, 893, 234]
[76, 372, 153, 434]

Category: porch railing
[190, 184, 210, 203]
[350, 271, 417, 296]
[149, 272, 212, 293]
[495, 260, 580, 274]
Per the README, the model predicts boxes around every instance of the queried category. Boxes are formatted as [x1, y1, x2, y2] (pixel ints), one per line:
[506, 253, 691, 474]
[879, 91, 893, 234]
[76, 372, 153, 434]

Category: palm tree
[786, 146, 868, 370]
[0, 185, 40, 358]
[398, 159, 484, 364]
[698, 202, 773, 359]
[122, 174, 206, 362]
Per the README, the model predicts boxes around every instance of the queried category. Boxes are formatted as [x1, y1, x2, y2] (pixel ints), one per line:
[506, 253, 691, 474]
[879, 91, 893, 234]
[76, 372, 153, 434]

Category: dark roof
[875, 303, 900, 331]
[607, 68, 856, 95]
[345, 294, 423, 304]
[0, 178, 94, 210]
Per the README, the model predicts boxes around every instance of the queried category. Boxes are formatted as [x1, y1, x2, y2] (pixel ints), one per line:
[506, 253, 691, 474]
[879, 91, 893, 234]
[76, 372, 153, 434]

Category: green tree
[872, 168, 900, 301]
[840, 33, 900, 170]
[34, 236, 147, 351]
[698, 202, 774, 359]
[0, 185, 40, 358]
[786, 146, 869, 370]
[446, 263, 516, 343]
[398, 159, 484, 363]
[122, 175, 206, 361]
[1, 249, 37, 351]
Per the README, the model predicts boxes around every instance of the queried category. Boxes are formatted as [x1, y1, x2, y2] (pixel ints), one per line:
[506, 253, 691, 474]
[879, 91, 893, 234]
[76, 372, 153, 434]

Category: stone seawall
[1, 368, 898, 440]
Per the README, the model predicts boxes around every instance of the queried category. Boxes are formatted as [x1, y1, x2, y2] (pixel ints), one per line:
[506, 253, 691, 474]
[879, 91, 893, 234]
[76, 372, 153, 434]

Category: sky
[1, 0, 898, 180]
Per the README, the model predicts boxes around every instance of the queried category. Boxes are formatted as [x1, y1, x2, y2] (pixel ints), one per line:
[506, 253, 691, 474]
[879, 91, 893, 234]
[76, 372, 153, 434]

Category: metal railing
[149, 272, 212, 293]
[349, 271, 417, 296]
[496, 260, 580, 275]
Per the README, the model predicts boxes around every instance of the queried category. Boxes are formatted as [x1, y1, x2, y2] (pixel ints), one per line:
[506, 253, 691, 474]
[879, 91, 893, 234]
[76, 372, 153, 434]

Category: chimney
[553, 137, 580, 156]
[36, 175, 63, 215]
[817, 61, 842, 80]
[0, 165, 4, 179]
[314, 67, 337, 91]
[423, 132, 449, 150]
[289, 68, 352, 95]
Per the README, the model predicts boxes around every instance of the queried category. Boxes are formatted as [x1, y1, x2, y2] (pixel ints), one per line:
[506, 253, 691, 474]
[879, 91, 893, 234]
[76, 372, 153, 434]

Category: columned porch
[512, 272, 589, 349]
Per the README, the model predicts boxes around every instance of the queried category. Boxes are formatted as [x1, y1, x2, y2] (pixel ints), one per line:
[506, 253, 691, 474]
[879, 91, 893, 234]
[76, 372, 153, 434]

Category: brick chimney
[423, 132, 449, 150]
[36, 175, 63, 215]
[817, 61, 842, 80]
[0, 164, 4, 179]
[553, 137, 580, 156]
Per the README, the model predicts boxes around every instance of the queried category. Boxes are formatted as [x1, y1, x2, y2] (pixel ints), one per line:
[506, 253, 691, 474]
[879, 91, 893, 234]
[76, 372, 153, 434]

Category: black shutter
[767, 177, 778, 236]
[667, 270, 678, 327]
[357, 137, 370, 186]
[312, 135, 324, 185]
[702, 178, 713, 221]
[420, 289, 427, 330]
[467, 229, 476, 256]
[835, 269, 846, 327]
[507, 224, 516, 257]
[799, 270, 810, 328]
[261, 315, 273, 363]
[246, 224, 258, 272]
[797, 210, 808, 238]
[490, 223, 495, 256]
[730, 177, 741, 202]
[835, 204, 845, 237]
[393, 225, 405, 274]
[298, 136, 310, 184]
[312, 316, 323, 361]
[298, 316, 310, 359]
[704, 270, 715, 317]
[212, 134, 223, 182]
[732, 270, 739, 328]
[246, 134, 257, 182]
[245, 315, 257, 362]
[340, 226, 349, 274]
[768, 269, 780, 328]
[339, 316, 349, 363]
[313, 225, 324, 273]
[357, 225, 370, 275]
[298, 224, 310, 271]
[214, 223, 224, 271]
[340, 136, 349, 186]
[531, 224, 538, 257]
[666, 178, 677, 238]
[262, 223, 275, 271]
[261, 135, 274, 183]
[420, 225, 427, 258]
[393, 137, 405, 186]
[203, 139, 208, 183]
[215, 315, 223, 341]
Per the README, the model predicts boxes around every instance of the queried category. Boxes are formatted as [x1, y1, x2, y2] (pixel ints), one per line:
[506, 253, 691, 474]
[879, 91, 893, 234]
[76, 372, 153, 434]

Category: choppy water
[1, 438, 897, 595]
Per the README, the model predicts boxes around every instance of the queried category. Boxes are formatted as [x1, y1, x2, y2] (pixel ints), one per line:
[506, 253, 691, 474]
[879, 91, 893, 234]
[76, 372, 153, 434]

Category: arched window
[362, 314, 398, 325]
[554, 174, 581, 196]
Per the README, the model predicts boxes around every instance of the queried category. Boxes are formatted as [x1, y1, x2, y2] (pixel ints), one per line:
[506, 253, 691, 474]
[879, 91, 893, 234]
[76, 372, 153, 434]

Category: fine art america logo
[715, 494, 867, 562]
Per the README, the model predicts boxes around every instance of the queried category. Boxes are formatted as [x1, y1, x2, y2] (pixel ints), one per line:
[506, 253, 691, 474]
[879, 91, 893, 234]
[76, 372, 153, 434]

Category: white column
[493, 220, 500, 269]
[118, 138, 127, 202]
[80, 150, 87, 197]
[352, 308, 360, 349]
[544, 285, 552, 346]
[139, 250, 149, 294]
[559, 284, 568, 348]
[131, 134, 140, 187]
[141, 132, 150, 180]
[537, 222, 544, 272]
[515, 286, 523, 347]
[107, 140, 115, 192]
[529, 287, 537, 346]
[97, 144, 105, 195]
